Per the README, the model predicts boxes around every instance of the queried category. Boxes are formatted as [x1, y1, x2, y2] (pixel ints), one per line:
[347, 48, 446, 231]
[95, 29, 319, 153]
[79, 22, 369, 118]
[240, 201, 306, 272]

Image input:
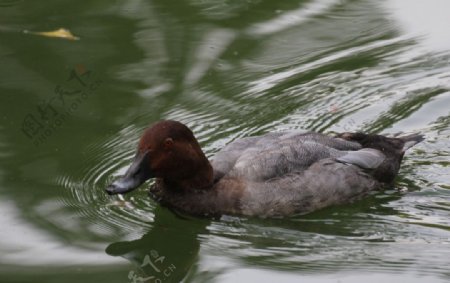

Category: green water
[1, 0, 450, 282]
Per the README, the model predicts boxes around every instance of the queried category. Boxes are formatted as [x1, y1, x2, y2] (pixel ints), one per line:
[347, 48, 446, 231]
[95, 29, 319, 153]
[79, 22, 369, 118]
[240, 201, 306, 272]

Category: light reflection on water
[0, 0, 449, 282]
[386, 0, 450, 52]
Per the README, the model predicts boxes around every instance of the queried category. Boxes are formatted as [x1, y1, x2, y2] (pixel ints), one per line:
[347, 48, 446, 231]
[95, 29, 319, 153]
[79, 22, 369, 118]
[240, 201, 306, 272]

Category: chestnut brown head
[106, 120, 211, 195]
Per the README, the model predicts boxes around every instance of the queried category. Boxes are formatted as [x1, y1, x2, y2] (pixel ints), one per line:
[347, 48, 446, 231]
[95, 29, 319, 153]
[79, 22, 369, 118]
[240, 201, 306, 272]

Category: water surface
[1, 0, 450, 282]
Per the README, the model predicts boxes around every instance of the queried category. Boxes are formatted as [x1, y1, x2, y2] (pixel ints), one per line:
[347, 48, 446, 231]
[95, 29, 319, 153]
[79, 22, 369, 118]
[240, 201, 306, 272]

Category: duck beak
[105, 151, 153, 195]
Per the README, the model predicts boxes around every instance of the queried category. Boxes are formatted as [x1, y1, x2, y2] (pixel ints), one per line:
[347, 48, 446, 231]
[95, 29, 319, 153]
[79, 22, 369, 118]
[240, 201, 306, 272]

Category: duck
[106, 120, 423, 218]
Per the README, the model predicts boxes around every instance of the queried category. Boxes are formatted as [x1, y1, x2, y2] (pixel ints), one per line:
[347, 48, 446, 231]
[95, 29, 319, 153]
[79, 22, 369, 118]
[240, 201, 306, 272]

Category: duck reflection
[106, 206, 209, 283]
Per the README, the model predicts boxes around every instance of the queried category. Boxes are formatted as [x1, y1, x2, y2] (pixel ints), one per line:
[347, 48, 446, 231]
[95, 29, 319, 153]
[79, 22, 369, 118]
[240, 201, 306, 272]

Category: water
[1, 0, 450, 282]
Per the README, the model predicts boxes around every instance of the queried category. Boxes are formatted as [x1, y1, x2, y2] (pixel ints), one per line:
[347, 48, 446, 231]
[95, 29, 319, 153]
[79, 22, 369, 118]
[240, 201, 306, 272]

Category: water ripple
[56, 125, 155, 238]
[3, 0, 449, 280]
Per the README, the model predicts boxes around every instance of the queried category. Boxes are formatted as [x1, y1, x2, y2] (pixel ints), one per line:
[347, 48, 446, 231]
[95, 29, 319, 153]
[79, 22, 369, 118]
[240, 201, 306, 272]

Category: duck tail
[398, 133, 424, 152]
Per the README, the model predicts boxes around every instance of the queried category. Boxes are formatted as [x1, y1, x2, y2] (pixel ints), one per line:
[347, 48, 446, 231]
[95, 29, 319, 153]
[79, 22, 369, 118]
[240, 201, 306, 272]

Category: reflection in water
[0, 200, 121, 266]
[246, 0, 339, 36]
[106, 206, 209, 283]
[386, 0, 450, 51]
[183, 28, 236, 87]
[0, 0, 450, 282]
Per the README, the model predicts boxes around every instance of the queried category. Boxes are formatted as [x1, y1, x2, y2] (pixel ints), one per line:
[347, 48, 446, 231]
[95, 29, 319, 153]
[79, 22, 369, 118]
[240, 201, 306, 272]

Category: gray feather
[211, 131, 362, 181]
[336, 148, 385, 169]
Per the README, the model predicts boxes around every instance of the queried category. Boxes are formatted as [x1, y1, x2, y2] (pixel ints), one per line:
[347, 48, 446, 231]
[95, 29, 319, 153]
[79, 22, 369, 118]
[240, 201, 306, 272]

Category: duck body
[106, 121, 423, 218]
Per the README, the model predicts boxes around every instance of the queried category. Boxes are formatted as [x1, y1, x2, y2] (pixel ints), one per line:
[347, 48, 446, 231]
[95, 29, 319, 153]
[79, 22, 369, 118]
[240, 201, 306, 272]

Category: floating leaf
[24, 28, 80, 41]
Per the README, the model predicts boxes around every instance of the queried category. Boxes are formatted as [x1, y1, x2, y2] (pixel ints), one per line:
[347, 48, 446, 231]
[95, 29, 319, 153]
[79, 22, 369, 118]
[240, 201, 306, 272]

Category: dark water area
[1, 0, 449, 282]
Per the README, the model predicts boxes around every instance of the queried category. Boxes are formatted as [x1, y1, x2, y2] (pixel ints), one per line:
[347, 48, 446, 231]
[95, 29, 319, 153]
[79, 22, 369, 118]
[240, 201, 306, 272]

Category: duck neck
[163, 157, 214, 192]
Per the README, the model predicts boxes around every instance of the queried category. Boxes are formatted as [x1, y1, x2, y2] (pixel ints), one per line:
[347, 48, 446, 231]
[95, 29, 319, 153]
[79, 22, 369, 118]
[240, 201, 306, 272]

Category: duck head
[106, 120, 213, 195]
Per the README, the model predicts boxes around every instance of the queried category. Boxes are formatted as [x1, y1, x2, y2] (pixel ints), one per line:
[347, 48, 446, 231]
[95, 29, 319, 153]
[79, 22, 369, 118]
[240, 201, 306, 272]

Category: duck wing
[211, 132, 285, 181]
[336, 148, 386, 169]
[212, 132, 362, 182]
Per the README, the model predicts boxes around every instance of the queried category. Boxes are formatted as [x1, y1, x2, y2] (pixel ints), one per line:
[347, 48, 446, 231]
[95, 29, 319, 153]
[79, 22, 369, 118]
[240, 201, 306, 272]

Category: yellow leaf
[24, 28, 80, 41]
